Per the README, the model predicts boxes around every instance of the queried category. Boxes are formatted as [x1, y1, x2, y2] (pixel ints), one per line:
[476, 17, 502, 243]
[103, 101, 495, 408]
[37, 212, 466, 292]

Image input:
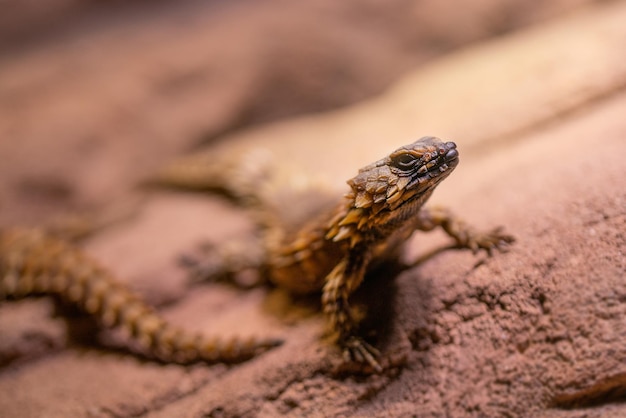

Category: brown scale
[0, 228, 281, 364]
[158, 137, 514, 372]
[2, 137, 514, 372]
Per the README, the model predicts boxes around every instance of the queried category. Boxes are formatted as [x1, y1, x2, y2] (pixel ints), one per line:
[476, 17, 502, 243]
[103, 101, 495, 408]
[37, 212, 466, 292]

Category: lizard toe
[342, 336, 383, 373]
[468, 227, 515, 256]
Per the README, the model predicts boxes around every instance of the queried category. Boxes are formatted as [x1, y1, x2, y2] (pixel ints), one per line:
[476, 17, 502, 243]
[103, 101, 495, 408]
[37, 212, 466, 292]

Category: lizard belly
[267, 240, 345, 294]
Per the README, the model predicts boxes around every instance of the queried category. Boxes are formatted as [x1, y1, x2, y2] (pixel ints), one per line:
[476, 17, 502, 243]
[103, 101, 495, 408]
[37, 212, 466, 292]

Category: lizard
[0, 136, 514, 372]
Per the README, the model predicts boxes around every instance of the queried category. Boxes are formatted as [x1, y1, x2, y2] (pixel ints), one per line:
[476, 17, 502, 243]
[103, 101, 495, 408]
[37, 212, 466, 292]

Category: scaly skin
[0, 228, 281, 364]
[1, 137, 514, 371]
[163, 136, 514, 371]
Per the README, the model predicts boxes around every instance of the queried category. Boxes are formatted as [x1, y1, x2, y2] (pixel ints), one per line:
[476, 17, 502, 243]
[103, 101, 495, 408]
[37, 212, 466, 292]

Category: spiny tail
[0, 228, 281, 364]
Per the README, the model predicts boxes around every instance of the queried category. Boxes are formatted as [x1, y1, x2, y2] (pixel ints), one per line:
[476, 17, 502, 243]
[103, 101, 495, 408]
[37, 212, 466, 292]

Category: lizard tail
[0, 227, 281, 364]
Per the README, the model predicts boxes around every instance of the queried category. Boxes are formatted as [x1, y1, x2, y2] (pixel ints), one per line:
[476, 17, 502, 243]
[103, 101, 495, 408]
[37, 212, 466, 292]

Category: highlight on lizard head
[350, 138, 458, 212]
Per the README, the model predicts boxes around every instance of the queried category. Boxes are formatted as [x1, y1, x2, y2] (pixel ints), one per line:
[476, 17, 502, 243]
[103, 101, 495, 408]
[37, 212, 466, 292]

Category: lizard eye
[391, 153, 418, 170]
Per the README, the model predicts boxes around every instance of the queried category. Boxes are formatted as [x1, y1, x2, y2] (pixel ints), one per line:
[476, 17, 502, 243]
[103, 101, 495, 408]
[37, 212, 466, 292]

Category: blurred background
[0, 0, 612, 226]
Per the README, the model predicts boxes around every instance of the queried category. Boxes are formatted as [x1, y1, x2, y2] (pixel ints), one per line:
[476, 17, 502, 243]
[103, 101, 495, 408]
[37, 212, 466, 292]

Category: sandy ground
[0, 1, 625, 417]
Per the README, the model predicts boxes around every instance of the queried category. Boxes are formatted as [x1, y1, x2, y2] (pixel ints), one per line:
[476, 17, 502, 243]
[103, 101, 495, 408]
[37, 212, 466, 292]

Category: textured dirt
[1, 1, 625, 417]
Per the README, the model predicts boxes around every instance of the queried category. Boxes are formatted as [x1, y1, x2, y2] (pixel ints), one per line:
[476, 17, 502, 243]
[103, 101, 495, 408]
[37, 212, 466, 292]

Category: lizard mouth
[417, 141, 459, 179]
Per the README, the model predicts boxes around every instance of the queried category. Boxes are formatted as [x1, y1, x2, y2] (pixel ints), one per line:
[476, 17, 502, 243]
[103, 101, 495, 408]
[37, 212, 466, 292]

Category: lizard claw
[179, 246, 224, 283]
[179, 241, 264, 287]
[464, 226, 515, 256]
[341, 336, 383, 373]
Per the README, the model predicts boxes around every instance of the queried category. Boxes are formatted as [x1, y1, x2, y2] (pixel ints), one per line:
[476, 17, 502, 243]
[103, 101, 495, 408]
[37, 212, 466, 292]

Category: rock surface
[1, 1, 625, 417]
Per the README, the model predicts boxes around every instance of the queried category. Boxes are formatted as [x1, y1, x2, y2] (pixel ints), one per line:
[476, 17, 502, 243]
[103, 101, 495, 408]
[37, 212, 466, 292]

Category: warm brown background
[1, 1, 625, 417]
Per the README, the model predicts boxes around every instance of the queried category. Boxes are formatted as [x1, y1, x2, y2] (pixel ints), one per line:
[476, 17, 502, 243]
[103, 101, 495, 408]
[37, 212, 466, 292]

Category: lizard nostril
[445, 148, 459, 162]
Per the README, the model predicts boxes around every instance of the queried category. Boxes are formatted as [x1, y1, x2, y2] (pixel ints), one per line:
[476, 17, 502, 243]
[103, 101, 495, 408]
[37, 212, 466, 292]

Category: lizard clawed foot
[179, 241, 264, 287]
[459, 226, 515, 256]
[179, 243, 226, 283]
[341, 336, 383, 373]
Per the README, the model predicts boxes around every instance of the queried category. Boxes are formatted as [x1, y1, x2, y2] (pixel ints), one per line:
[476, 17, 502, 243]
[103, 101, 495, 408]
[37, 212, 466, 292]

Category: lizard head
[326, 137, 458, 245]
[347, 137, 459, 213]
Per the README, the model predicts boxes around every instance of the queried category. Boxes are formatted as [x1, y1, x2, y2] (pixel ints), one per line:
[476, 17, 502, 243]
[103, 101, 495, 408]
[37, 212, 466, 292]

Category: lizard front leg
[181, 236, 267, 288]
[321, 249, 382, 372]
[416, 206, 515, 254]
